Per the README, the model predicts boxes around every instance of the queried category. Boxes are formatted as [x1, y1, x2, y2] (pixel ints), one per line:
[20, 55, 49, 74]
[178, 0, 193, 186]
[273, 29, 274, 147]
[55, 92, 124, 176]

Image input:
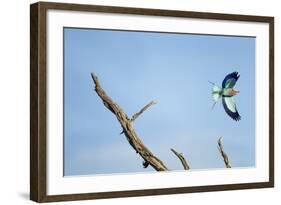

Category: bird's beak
[235, 89, 240, 94]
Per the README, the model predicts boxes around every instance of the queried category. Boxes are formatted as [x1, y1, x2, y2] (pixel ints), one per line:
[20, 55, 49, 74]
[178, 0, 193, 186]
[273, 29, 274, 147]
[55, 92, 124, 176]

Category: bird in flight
[209, 71, 241, 121]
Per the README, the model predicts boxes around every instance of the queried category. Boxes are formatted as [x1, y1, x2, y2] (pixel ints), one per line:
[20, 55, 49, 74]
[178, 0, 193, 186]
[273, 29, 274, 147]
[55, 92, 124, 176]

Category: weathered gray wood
[217, 137, 231, 168]
[171, 148, 190, 170]
[91, 73, 168, 171]
[131, 101, 157, 122]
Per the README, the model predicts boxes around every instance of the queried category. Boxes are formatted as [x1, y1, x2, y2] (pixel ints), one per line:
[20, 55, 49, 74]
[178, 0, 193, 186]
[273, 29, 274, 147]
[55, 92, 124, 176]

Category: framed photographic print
[30, 1, 274, 202]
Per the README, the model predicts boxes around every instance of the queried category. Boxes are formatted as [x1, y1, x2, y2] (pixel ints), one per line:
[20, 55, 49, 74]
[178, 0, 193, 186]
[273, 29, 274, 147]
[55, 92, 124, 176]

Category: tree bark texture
[218, 137, 232, 168]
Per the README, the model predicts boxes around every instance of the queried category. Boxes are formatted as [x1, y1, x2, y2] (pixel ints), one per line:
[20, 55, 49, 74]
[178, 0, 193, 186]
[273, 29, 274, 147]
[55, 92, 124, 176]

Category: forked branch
[171, 148, 190, 170]
[217, 137, 231, 168]
[91, 73, 168, 171]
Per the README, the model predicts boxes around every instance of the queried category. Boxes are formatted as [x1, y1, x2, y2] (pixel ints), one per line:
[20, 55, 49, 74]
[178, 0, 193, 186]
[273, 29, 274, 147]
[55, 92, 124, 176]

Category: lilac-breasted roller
[210, 72, 241, 121]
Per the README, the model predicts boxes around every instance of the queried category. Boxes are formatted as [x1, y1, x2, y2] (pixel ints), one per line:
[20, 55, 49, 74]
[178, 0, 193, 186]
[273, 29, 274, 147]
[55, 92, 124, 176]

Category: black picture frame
[30, 1, 274, 202]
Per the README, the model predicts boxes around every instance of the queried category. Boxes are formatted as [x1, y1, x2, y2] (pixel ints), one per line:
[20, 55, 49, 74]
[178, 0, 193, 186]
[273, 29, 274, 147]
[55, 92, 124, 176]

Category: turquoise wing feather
[222, 72, 240, 88]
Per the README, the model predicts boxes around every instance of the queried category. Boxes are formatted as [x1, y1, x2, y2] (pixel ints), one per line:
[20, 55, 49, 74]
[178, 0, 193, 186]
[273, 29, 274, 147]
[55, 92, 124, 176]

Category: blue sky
[63, 28, 255, 176]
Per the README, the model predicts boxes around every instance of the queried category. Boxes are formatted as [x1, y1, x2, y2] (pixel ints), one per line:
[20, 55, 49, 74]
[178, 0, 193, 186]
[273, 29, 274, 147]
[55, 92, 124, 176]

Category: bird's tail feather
[211, 83, 222, 103]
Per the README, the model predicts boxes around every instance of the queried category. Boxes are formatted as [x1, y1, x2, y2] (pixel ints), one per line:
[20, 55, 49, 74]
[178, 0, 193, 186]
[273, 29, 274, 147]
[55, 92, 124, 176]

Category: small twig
[170, 148, 190, 170]
[142, 161, 150, 168]
[131, 101, 157, 122]
[217, 137, 231, 168]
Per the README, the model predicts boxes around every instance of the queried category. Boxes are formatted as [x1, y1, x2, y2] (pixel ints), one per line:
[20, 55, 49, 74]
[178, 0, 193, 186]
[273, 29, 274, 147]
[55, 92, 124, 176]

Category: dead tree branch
[170, 148, 190, 170]
[120, 101, 156, 135]
[217, 137, 231, 168]
[131, 101, 157, 122]
[91, 73, 168, 171]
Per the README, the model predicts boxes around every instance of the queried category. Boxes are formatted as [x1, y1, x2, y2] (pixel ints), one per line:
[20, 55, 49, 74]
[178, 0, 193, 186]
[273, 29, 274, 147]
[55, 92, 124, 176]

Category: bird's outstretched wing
[222, 97, 241, 121]
[222, 72, 240, 88]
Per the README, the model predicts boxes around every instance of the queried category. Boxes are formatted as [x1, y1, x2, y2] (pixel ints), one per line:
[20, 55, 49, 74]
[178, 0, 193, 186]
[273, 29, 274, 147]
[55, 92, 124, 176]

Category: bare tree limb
[217, 137, 231, 168]
[170, 148, 190, 170]
[120, 100, 156, 135]
[131, 101, 157, 122]
[91, 72, 169, 171]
